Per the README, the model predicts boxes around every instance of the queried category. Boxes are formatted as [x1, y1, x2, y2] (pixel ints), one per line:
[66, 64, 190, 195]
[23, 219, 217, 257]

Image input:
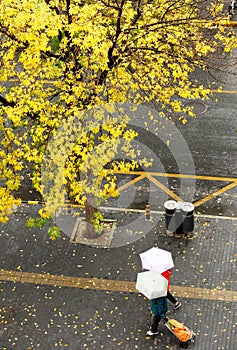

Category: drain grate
[184, 101, 207, 115]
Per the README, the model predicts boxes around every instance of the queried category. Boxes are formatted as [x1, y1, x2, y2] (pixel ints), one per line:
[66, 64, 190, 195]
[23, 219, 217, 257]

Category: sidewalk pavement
[0, 204, 236, 350]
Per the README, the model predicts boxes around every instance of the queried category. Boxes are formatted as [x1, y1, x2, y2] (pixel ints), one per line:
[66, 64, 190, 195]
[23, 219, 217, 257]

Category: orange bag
[167, 319, 192, 342]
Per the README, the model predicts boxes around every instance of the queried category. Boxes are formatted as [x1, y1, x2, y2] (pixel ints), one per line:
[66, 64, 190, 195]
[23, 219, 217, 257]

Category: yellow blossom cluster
[0, 0, 237, 223]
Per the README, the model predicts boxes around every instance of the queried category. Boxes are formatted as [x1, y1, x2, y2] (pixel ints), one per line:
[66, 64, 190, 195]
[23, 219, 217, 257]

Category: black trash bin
[180, 202, 194, 236]
[174, 202, 184, 235]
[164, 200, 178, 234]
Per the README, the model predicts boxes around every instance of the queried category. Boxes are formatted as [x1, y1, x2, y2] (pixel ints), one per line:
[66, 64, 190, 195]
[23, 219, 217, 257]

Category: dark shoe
[146, 330, 159, 336]
[174, 301, 181, 310]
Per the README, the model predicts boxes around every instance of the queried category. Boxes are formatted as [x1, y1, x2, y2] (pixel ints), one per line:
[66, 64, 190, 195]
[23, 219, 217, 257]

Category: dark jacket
[150, 296, 168, 316]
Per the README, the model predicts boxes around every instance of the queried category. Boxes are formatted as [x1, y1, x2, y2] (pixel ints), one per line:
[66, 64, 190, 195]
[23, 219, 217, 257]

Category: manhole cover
[184, 101, 207, 115]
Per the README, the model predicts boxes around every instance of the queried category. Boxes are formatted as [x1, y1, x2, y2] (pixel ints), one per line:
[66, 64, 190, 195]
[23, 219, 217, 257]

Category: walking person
[147, 295, 168, 336]
[161, 269, 181, 310]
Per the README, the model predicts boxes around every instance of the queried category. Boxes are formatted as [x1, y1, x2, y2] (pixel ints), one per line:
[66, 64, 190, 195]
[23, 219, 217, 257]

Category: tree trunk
[84, 194, 99, 239]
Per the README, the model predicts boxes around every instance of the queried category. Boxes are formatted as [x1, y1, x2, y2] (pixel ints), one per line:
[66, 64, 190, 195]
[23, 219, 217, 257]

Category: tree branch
[0, 95, 15, 107]
[44, 0, 60, 15]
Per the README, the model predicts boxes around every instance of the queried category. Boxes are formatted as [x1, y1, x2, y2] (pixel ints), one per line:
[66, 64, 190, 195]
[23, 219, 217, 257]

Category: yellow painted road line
[147, 174, 184, 203]
[168, 174, 237, 182]
[211, 89, 237, 94]
[116, 174, 146, 192]
[0, 270, 236, 303]
[194, 181, 237, 207]
[115, 172, 237, 208]
[220, 22, 237, 27]
[190, 175, 237, 182]
[22, 172, 237, 209]
[115, 171, 237, 182]
[26, 200, 41, 205]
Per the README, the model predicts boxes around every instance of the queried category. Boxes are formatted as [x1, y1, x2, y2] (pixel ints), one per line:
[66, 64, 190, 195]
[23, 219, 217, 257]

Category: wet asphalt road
[15, 66, 237, 218]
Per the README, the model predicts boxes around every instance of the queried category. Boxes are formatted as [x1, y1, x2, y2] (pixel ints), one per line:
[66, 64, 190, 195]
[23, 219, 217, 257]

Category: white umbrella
[136, 271, 168, 299]
[139, 247, 174, 274]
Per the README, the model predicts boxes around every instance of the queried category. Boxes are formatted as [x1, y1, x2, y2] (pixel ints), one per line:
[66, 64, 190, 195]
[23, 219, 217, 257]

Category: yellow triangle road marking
[113, 172, 237, 208]
[193, 181, 237, 207]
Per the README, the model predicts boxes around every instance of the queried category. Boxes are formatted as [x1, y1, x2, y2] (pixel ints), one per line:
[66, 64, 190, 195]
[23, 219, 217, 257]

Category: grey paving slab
[0, 204, 236, 349]
[0, 281, 236, 350]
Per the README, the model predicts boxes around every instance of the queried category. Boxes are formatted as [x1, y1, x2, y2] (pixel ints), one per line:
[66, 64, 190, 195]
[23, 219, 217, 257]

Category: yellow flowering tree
[0, 0, 236, 238]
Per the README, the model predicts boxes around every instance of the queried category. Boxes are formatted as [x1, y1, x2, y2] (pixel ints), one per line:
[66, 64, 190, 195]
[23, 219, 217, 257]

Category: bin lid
[180, 202, 194, 213]
[164, 200, 178, 210]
